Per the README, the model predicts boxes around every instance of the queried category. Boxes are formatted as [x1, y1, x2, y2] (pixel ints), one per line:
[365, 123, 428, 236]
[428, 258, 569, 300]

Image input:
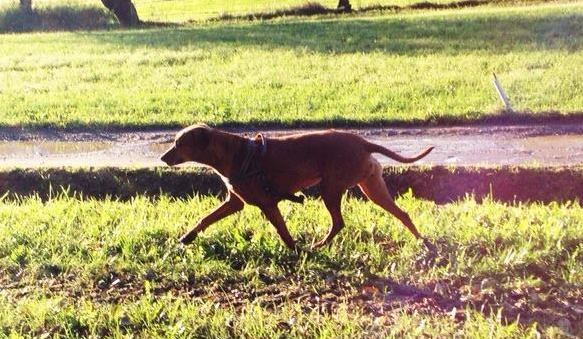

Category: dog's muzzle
[161, 146, 181, 166]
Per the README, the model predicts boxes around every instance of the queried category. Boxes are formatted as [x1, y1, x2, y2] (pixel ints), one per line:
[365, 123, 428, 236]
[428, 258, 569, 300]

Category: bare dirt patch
[0, 123, 582, 168]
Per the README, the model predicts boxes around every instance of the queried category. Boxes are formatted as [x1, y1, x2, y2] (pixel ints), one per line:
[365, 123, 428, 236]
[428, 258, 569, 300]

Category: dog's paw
[179, 231, 197, 245]
[311, 240, 327, 250]
[414, 238, 445, 268]
[422, 238, 437, 253]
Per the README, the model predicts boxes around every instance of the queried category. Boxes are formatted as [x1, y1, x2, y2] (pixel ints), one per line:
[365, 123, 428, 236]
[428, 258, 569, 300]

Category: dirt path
[0, 123, 582, 167]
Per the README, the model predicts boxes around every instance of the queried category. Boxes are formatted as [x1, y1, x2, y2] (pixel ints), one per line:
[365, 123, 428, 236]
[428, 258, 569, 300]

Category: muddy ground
[0, 123, 582, 167]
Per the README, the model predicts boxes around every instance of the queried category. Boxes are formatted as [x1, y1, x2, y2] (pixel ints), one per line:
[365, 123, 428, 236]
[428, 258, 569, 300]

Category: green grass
[0, 194, 581, 336]
[0, 2, 581, 128]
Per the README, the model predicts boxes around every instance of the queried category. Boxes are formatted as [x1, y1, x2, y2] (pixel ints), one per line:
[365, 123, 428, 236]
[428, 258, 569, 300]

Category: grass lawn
[0, 2, 581, 128]
[0, 194, 581, 336]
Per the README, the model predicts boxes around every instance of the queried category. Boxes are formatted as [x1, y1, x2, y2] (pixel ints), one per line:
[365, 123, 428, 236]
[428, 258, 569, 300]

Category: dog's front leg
[180, 193, 244, 245]
[259, 203, 296, 250]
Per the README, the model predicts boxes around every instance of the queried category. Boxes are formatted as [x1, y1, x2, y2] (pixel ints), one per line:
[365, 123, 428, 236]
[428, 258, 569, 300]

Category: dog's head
[161, 123, 211, 166]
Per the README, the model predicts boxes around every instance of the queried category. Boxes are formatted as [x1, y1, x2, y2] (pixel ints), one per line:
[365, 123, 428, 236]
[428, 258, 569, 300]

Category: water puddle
[518, 134, 583, 150]
[0, 141, 111, 158]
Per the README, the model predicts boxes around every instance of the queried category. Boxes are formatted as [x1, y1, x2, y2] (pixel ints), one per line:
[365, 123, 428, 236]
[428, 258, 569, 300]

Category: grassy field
[0, 2, 581, 128]
[0, 194, 581, 336]
[0, 0, 581, 337]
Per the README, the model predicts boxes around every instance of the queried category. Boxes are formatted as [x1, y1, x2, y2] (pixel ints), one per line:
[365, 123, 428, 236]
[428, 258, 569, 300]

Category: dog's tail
[366, 142, 434, 163]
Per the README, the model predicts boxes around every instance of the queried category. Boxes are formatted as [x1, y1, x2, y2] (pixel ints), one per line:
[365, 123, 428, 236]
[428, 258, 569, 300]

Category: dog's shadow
[195, 234, 344, 274]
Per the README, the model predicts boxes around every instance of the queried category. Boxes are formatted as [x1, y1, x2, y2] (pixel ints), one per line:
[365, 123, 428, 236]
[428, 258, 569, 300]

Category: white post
[492, 73, 513, 113]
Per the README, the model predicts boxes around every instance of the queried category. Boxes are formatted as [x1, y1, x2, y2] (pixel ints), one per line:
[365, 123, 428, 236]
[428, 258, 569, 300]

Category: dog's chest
[216, 171, 234, 190]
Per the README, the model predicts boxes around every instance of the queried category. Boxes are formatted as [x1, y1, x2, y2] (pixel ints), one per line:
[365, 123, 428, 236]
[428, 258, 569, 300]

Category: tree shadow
[208, 0, 488, 21]
[0, 5, 117, 33]
[86, 9, 581, 56]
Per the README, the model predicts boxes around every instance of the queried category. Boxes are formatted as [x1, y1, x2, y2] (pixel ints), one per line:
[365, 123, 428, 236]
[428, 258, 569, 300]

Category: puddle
[0, 141, 111, 158]
[518, 134, 583, 149]
[517, 135, 583, 163]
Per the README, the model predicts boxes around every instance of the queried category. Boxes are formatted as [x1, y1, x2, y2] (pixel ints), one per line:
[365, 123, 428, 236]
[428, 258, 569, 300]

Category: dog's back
[268, 130, 432, 165]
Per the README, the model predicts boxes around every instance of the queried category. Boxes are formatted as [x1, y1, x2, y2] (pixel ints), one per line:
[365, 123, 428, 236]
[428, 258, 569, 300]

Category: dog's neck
[201, 130, 247, 179]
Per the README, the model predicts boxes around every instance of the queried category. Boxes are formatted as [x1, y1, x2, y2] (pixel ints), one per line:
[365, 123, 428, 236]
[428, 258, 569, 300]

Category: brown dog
[161, 124, 434, 250]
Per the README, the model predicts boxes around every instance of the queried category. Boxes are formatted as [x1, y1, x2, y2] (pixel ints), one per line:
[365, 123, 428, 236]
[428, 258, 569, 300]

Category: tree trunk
[337, 0, 352, 11]
[101, 0, 140, 26]
[20, 0, 33, 14]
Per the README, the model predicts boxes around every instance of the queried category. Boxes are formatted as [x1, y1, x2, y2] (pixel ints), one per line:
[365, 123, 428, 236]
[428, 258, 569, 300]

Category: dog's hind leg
[180, 192, 244, 245]
[313, 184, 345, 249]
[358, 160, 424, 241]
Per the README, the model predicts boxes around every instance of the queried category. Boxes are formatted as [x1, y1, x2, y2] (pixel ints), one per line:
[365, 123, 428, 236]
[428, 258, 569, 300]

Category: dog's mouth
[160, 146, 182, 166]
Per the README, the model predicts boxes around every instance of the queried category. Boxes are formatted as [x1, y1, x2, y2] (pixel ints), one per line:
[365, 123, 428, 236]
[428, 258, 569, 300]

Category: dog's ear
[191, 126, 210, 150]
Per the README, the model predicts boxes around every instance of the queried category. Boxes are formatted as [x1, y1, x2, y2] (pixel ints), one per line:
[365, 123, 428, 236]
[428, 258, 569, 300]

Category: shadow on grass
[191, 235, 583, 332]
[0, 0, 485, 34]
[3, 110, 583, 132]
[88, 8, 582, 55]
[1, 165, 581, 204]
[208, 0, 488, 22]
[0, 5, 117, 33]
